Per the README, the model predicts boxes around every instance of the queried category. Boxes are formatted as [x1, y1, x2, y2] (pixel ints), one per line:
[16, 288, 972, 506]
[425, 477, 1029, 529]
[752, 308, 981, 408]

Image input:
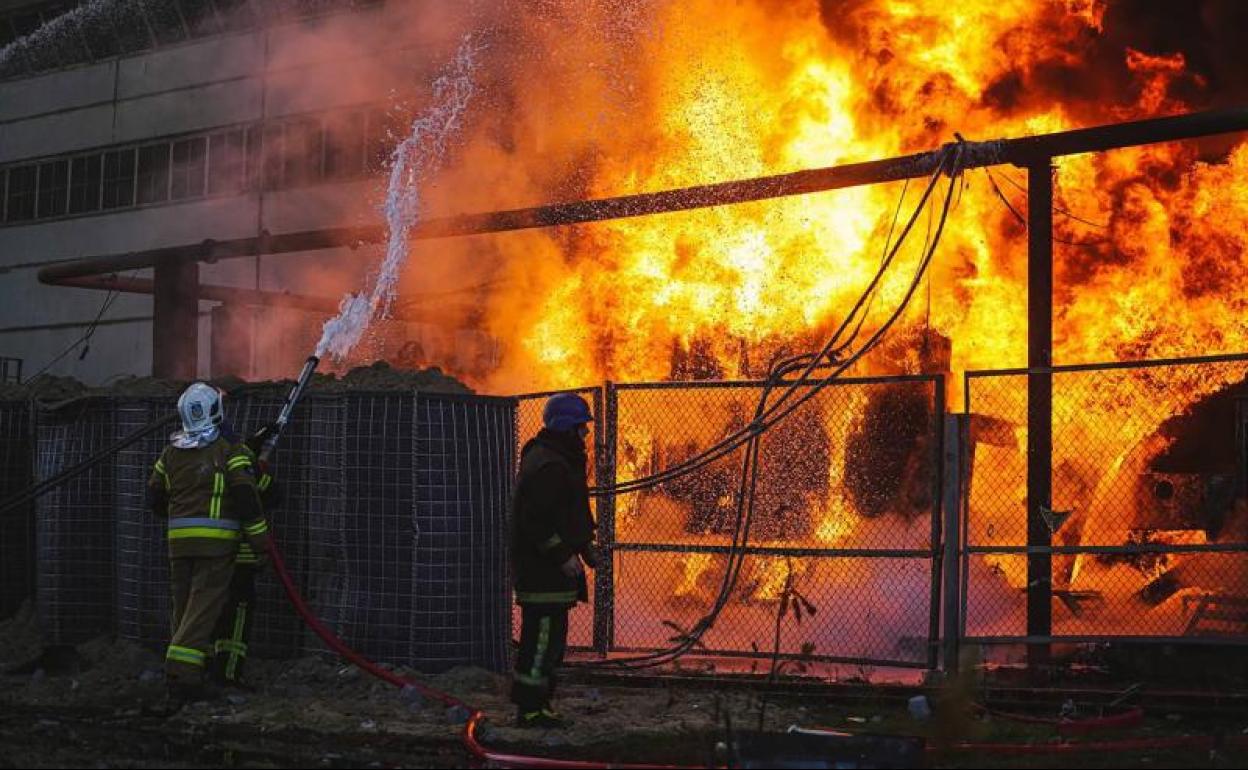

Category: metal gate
[519, 375, 945, 668]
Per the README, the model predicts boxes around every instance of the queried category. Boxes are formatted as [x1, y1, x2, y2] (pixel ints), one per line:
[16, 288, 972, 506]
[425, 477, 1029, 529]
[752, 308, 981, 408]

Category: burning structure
[2, 0, 1248, 668]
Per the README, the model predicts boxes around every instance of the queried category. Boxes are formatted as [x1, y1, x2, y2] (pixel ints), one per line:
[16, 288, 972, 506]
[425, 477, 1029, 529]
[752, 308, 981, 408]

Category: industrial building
[0, 0, 471, 385]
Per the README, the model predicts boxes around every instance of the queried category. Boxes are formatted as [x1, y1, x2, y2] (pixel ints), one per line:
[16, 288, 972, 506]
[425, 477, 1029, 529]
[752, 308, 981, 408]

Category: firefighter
[147, 383, 270, 703]
[511, 393, 598, 729]
[208, 423, 278, 690]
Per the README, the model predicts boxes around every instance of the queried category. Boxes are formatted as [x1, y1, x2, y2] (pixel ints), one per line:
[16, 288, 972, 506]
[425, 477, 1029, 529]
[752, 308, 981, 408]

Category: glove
[580, 545, 600, 570]
[560, 555, 585, 578]
[245, 423, 279, 456]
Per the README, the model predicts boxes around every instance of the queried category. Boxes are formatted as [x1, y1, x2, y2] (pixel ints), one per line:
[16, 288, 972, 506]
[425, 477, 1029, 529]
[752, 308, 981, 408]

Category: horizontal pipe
[33, 106, 1248, 290]
[37, 226, 387, 284]
[57, 274, 342, 313]
[56, 273, 467, 327]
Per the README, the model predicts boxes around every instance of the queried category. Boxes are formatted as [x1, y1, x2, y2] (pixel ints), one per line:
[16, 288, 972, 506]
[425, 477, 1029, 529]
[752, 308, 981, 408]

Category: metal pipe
[36, 106, 1248, 288]
[55, 273, 470, 326]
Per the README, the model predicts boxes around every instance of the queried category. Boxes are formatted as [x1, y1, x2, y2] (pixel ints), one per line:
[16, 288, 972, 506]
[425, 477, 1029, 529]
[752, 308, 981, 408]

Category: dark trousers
[511, 604, 570, 713]
[167, 555, 235, 684]
[210, 563, 257, 684]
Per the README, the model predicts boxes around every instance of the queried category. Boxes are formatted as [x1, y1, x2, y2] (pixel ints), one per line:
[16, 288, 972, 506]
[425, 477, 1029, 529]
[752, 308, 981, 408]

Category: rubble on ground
[0, 362, 473, 406]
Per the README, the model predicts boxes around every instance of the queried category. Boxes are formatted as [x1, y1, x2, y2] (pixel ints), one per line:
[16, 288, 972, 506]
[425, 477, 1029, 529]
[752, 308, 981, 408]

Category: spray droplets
[316, 35, 487, 361]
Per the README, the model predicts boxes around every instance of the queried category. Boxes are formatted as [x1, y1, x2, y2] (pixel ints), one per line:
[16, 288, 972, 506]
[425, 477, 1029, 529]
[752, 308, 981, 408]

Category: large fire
[394, 0, 1248, 655]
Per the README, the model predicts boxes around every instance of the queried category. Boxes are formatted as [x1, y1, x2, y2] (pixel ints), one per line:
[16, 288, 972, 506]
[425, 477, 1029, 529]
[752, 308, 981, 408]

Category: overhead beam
[37, 105, 1248, 289]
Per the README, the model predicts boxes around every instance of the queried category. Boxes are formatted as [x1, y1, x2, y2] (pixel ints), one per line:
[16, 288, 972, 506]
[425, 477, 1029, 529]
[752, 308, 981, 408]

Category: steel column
[1025, 160, 1054, 669]
[942, 413, 968, 672]
[592, 383, 618, 654]
[152, 253, 199, 380]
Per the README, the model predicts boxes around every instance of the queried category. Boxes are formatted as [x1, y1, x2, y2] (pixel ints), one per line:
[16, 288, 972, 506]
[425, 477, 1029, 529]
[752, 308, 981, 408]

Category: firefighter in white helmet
[147, 383, 271, 704]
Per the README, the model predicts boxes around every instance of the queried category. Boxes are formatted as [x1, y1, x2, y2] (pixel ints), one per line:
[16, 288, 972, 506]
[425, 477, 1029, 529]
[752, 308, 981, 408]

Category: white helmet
[177, 382, 224, 435]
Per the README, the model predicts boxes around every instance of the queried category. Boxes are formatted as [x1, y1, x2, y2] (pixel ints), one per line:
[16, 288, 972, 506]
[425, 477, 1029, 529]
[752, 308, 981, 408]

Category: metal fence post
[1026, 159, 1055, 669]
[592, 383, 617, 654]
[942, 412, 967, 672]
[927, 376, 946, 671]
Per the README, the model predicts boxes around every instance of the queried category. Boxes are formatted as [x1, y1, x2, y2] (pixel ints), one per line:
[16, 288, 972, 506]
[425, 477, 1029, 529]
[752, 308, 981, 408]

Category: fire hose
[267, 543, 1248, 768]
[267, 537, 698, 770]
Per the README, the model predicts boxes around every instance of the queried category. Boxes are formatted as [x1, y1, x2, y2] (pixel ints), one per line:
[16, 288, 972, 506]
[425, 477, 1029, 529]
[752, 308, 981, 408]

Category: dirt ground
[3, 599, 1247, 769]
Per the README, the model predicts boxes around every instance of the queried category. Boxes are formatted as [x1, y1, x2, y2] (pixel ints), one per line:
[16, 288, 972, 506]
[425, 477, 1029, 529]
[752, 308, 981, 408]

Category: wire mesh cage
[0, 400, 33, 619]
[48, 387, 514, 673]
[35, 398, 117, 645]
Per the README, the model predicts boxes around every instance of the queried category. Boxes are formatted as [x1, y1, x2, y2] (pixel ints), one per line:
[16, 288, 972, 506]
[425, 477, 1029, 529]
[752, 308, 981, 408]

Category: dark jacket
[512, 428, 596, 606]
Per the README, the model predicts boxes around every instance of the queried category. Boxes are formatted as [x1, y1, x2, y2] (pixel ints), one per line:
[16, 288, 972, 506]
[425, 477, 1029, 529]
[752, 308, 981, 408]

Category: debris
[399, 684, 427, 710]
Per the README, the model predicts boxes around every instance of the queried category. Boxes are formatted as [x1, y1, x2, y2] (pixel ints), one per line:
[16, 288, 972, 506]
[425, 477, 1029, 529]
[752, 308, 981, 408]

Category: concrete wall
[0, 3, 443, 385]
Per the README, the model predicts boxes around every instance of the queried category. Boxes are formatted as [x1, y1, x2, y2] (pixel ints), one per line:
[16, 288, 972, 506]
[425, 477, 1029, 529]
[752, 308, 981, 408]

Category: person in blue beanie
[510, 393, 598, 728]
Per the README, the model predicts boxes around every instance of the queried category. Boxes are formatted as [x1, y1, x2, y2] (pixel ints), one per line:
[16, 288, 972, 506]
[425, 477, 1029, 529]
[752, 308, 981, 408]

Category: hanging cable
[983, 166, 1109, 247]
[579, 143, 966, 669]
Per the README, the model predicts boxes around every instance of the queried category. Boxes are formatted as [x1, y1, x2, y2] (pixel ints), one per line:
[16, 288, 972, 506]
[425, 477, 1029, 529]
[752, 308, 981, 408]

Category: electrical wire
[22, 287, 120, 384]
[596, 145, 961, 500]
[996, 167, 1111, 230]
[577, 143, 966, 669]
[983, 167, 1109, 247]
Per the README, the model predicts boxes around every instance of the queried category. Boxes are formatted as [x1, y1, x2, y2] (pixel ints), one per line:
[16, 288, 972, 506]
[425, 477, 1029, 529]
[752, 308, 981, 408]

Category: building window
[207, 129, 246, 195]
[136, 144, 171, 205]
[102, 149, 136, 209]
[325, 110, 366, 180]
[170, 137, 207, 200]
[4, 166, 36, 222]
[36, 159, 69, 218]
[283, 118, 323, 188]
[69, 155, 102, 214]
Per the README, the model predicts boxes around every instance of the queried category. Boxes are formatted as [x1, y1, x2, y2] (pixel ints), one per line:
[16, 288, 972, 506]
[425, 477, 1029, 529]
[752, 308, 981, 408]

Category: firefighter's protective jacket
[512, 428, 596, 606]
[148, 437, 270, 559]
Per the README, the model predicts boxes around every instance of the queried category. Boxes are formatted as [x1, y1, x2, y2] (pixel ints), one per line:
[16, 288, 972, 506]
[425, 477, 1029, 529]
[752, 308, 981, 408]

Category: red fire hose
[268, 542, 698, 769]
[269, 542, 1248, 767]
[975, 704, 1146, 735]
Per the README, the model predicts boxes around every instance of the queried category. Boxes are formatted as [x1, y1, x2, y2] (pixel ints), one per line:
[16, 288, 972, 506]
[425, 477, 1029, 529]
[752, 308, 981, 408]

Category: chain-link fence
[963, 354, 1248, 643]
[608, 377, 944, 668]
